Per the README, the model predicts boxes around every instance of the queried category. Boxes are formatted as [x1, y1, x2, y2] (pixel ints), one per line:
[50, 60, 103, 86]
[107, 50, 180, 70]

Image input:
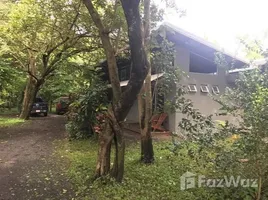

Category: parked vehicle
[31, 97, 48, 116]
[56, 96, 69, 115]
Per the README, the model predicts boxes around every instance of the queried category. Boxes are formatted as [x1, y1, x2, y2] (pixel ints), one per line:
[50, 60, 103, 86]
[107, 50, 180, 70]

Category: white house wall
[124, 45, 238, 132]
[125, 99, 139, 123]
[168, 45, 235, 133]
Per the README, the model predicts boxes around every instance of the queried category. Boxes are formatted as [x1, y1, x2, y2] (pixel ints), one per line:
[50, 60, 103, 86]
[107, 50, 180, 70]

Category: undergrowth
[57, 140, 256, 200]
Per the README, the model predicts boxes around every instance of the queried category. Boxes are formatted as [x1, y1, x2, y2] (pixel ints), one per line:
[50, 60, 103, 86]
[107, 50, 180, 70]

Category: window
[189, 52, 217, 74]
[188, 84, 197, 92]
[212, 85, 220, 95]
[200, 85, 209, 93]
[120, 68, 127, 81]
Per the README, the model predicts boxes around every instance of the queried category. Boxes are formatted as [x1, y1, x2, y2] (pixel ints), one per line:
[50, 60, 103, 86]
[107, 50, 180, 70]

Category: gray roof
[228, 58, 268, 74]
[162, 22, 249, 65]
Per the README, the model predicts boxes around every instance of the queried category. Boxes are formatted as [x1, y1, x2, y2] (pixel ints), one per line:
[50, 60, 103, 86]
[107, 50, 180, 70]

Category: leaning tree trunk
[19, 76, 39, 120]
[20, 51, 40, 120]
[138, 0, 154, 163]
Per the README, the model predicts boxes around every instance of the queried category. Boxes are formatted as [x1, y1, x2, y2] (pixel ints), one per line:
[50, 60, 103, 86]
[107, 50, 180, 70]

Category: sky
[164, 0, 268, 56]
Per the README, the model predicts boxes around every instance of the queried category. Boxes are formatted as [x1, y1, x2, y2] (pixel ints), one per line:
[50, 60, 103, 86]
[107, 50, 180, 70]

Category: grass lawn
[57, 139, 255, 200]
[0, 117, 24, 127]
[0, 107, 20, 115]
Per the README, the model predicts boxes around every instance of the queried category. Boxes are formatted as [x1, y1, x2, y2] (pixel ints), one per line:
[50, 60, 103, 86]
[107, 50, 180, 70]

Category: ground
[0, 115, 75, 200]
[0, 114, 171, 200]
[0, 113, 256, 199]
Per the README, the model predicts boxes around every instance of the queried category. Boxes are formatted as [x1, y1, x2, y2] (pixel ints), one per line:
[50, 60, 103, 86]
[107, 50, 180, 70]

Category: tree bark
[20, 54, 39, 120]
[19, 76, 39, 120]
[83, 0, 123, 180]
[138, 0, 154, 163]
[110, 118, 125, 182]
[138, 69, 154, 163]
[83, 0, 147, 182]
[95, 119, 113, 177]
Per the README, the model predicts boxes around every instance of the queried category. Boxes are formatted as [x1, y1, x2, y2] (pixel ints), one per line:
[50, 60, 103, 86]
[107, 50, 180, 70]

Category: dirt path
[0, 115, 75, 200]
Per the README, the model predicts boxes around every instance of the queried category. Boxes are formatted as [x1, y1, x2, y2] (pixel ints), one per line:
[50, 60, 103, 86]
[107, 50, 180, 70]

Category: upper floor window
[188, 84, 197, 93]
[189, 52, 217, 74]
[200, 85, 209, 93]
[212, 85, 220, 95]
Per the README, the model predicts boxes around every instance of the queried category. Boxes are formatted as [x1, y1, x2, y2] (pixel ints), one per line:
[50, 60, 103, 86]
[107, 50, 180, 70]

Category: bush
[65, 80, 108, 140]
[57, 140, 256, 200]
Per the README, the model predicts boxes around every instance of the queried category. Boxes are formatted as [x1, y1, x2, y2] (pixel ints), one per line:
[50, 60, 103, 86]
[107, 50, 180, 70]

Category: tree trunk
[95, 119, 113, 177]
[49, 100, 53, 112]
[110, 115, 125, 182]
[19, 76, 39, 120]
[84, 0, 147, 182]
[20, 52, 40, 120]
[138, 0, 154, 163]
[138, 68, 154, 163]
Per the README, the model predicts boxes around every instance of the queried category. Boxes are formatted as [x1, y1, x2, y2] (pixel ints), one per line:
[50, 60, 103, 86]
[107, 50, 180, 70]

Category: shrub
[66, 80, 108, 140]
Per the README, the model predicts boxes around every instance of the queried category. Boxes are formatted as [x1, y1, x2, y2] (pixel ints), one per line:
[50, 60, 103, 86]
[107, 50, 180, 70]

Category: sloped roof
[228, 58, 268, 74]
[162, 22, 249, 65]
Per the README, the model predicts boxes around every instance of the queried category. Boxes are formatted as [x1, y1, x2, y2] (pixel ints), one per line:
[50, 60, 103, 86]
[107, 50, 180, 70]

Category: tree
[174, 58, 268, 199]
[0, 0, 99, 119]
[138, 0, 182, 163]
[138, 0, 154, 163]
[83, 0, 148, 182]
[0, 57, 25, 108]
[220, 69, 268, 200]
[238, 35, 264, 60]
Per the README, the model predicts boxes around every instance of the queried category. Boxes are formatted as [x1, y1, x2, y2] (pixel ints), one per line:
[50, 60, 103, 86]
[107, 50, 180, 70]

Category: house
[125, 22, 250, 133]
[101, 23, 251, 133]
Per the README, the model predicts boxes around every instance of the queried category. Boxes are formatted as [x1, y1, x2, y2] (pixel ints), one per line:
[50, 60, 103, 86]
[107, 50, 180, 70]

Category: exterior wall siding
[125, 44, 239, 132]
[125, 100, 139, 123]
[168, 45, 236, 133]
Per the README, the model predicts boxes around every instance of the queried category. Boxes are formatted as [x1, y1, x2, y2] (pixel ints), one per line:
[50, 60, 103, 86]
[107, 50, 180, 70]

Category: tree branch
[83, 0, 121, 103]
[9, 53, 27, 69]
[27, 63, 39, 81]
[117, 0, 148, 120]
[42, 46, 98, 79]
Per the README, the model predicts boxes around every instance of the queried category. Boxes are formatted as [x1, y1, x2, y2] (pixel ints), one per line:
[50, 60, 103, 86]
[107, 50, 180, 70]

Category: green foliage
[150, 30, 185, 113]
[57, 140, 255, 199]
[0, 58, 25, 108]
[220, 68, 268, 197]
[38, 60, 97, 106]
[173, 67, 268, 199]
[66, 78, 108, 139]
[238, 36, 264, 60]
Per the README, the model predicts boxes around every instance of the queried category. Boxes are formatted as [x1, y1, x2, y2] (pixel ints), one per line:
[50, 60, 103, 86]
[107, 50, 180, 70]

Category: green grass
[0, 107, 20, 115]
[56, 139, 255, 200]
[0, 117, 24, 127]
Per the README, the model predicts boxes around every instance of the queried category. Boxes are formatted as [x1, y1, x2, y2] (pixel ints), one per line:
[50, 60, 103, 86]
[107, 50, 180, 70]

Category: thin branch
[10, 53, 27, 69]
[69, 4, 81, 31]
[46, 37, 70, 56]
[43, 46, 99, 79]
[27, 63, 39, 81]
[83, 0, 122, 103]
